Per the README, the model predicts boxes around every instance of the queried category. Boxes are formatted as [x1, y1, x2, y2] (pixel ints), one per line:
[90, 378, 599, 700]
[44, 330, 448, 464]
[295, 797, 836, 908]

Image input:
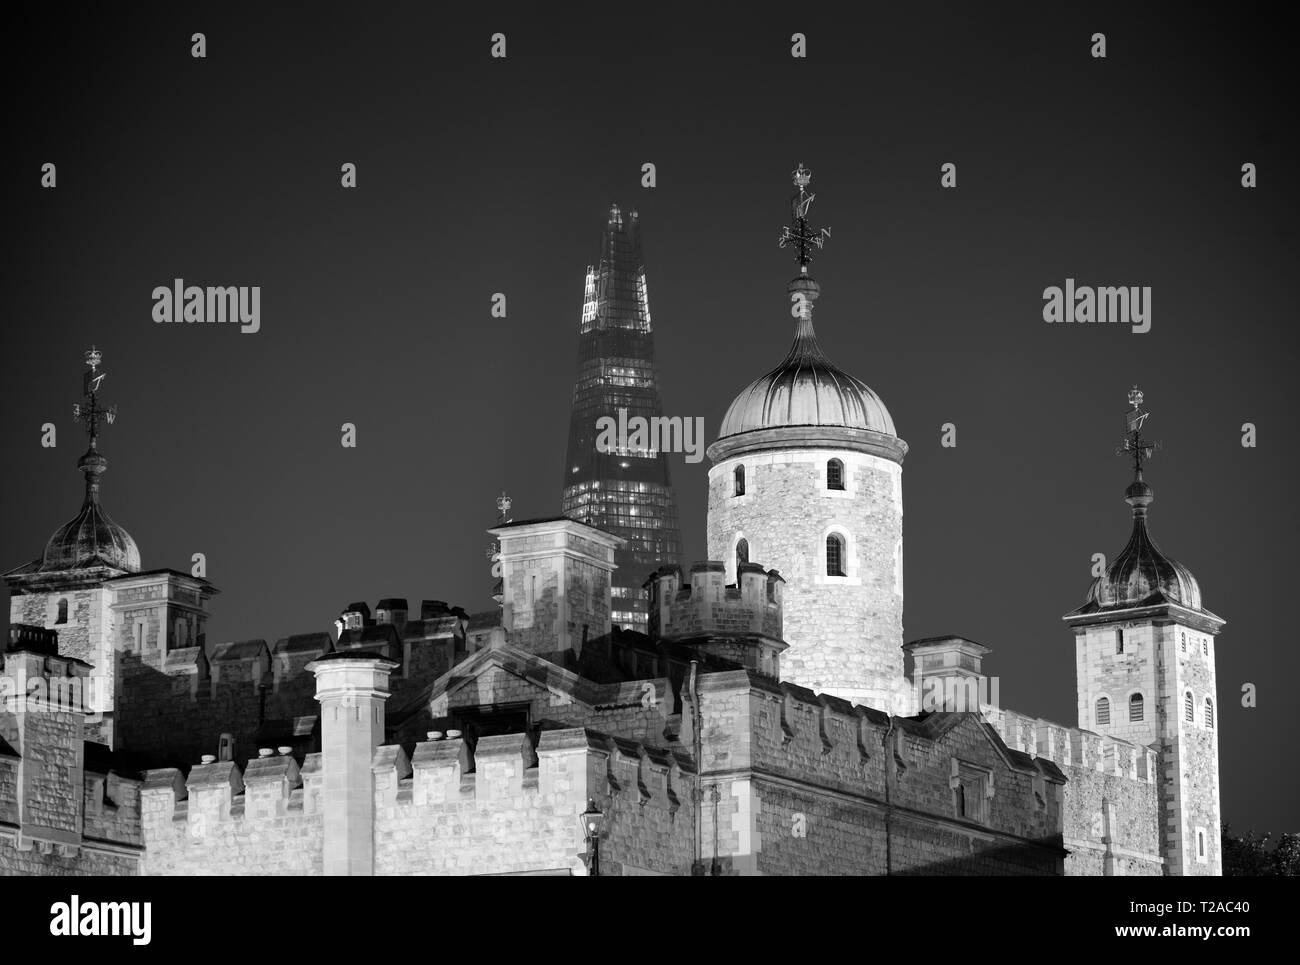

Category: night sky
[2, 3, 1296, 835]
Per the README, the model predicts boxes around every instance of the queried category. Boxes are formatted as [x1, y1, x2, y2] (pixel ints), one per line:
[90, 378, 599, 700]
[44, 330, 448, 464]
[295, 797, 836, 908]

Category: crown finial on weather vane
[779, 163, 831, 271]
[1116, 384, 1160, 480]
[72, 345, 118, 449]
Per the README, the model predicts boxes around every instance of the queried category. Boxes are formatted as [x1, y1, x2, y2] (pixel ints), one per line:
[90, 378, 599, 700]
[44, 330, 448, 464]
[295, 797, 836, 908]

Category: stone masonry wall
[0, 831, 139, 875]
[1076, 622, 1160, 745]
[10, 588, 113, 741]
[427, 663, 675, 748]
[691, 670, 1065, 875]
[372, 728, 693, 876]
[985, 706, 1162, 875]
[140, 757, 322, 875]
[117, 647, 320, 765]
[1, 654, 143, 875]
[1160, 621, 1221, 875]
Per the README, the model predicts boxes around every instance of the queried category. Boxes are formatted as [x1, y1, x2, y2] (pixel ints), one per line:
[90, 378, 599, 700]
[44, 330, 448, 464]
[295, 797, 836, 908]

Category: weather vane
[72, 345, 118, 445]
[778, 163, 831, 268]
[486, 491, 513, 607]
[1116, 384, 1160, 477]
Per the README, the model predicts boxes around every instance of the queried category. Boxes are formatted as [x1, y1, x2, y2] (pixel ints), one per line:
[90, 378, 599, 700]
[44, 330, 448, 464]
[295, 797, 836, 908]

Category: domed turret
[1078, 387, 1206, 615]
[706, 165, 910, 713]
[718, 281, 897, 438]
[42, 497, 141, 573]
[39, 347, 140, 574]
[1084, 478, 1201, 611]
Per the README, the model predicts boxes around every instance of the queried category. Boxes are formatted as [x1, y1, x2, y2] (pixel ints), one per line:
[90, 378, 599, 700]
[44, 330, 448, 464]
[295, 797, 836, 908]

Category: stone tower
[706, 166, 910, 713]
[1064, 387, 1224, 875]
[4, 348, 217, 749]
[4, 348, 142, 745]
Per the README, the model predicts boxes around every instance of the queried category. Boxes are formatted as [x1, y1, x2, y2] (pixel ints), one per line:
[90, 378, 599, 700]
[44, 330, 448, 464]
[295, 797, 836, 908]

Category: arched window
[1115, 629, 1124, 654]
[826, 534, 845, 577]
[827, 458, 844, 491]
[55, 598, 68, 625]
[733, 464, 746, 496]
[1184, 691, 1194, 723]
[736, 538, 749, 572]
[1198, 830, 1206, 858]
[1129, 693, 1144, 722]
[1205, 698, 1214, 729]
[1096, 697, 1110, 726]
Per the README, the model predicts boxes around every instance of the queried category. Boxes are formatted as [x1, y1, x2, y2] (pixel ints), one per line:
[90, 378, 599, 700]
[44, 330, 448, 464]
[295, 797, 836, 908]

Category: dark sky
[2, 3, 1296, 835]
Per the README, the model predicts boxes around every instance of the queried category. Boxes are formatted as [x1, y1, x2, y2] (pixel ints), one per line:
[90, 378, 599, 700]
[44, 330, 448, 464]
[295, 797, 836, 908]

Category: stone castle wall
[691, 670, 1066, 875]
[139, 727, 693, 876]
[1, 647, 142, 875]
[984, 706, 1162, 875]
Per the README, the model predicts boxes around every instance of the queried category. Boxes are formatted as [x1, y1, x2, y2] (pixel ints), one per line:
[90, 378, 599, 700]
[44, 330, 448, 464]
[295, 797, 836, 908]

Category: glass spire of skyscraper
[561, 204, 682, 632]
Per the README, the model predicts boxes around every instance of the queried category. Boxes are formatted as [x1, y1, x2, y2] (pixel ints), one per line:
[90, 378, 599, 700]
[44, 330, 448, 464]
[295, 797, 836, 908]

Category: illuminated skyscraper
[562, 204, 682, 632]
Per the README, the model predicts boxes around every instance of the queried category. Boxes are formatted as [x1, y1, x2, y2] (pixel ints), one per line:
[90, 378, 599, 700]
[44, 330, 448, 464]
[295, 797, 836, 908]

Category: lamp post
[580, 799, 605, 876]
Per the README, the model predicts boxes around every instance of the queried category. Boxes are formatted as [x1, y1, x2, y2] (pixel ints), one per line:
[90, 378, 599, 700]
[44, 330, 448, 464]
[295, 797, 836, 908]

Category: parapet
[209, 639, 271, 691]
[644, 562, 785, 676]
[6, 624, 59, 656]
[271, 632, 333, 689]
[646, 562, 784, 635]
[984, 707, 1157, 784]
[140, 746, 307, 837]
[372, 726, 687, 815]
[336, 624, 402, 663]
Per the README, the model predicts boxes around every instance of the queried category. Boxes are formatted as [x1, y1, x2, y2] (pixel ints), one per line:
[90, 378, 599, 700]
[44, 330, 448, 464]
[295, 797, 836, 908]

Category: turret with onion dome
[42, 347, 140, 573]
[1070, 386, 1216, 620]
[5, 348, 141, 580]
[40, 448, 141, 573]
[706, 166, 911, 713]
[1063, 386, 1225, 875]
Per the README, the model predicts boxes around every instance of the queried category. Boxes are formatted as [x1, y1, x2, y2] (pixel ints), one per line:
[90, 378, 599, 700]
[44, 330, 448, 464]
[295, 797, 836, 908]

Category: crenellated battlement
[645, 562, 786, 678]
[982, 706, 1158, 784]
[140, 726, 695, 876]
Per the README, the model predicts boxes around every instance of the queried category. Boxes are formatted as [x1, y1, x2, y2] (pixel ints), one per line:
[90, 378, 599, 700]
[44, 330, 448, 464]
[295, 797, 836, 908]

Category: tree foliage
[1222, 823, 1299, 875]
